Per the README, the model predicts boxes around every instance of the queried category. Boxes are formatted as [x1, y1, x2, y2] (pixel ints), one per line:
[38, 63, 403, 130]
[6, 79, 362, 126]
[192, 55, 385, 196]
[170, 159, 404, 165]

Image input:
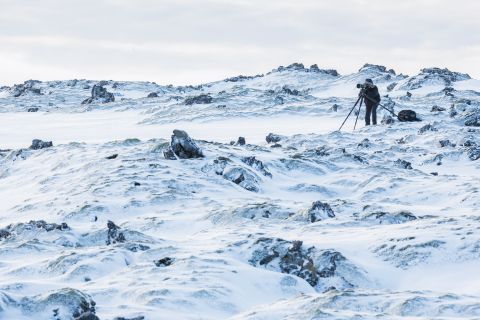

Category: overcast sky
[0, 0, 479, 86]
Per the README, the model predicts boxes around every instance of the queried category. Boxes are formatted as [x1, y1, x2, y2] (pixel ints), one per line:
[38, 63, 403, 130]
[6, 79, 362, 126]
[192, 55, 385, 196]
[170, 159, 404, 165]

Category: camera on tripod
[356, 83, 368, 89]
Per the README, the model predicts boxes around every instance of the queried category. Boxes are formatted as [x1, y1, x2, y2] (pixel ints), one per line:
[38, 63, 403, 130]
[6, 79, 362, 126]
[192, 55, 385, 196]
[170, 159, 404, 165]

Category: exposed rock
[0, 229, 12, 240]
[330, 104, 339, 112]
[106, 220, 126, 245]
[464, 110, 480, 127]
[401, 67, 470, 90]
[106, 154, 118, 160]
[439, 140, 456, 148]
[357, 138, 371, 148]
[282, 85, 300, 96]
[27, 107, 39, 112]
[249, 237, 366, 290]
[381, 114, 395, 124]
[274, 96, 284, 105]
[224, 74, 263, 82]
[431, 105, 446, 112]
[184, 94, 212, 105]
[305, 201, 335, 222]
[75, 311, 100, 320]
[81, 84, 115, 104]
[231, 203, 293, 220]
[223, 167, 259, 192]
[163, 147, 177, 160]
[241, 156, 272, 177]
[113, 317, 145, 320]
[394, 159, 413, 169]
[236, 137, 246, 146]
[11, 80, 42, 97]
[309, 64, 339, 76]
[154, 257, 174, 267]
[147, 92, 158, 98]
[168, 130, 204, 159]
[266, 133, 282, 144]
[467, 147, 480, 161]
[30, 139, 53, 150]
[362, 211, 417, 224]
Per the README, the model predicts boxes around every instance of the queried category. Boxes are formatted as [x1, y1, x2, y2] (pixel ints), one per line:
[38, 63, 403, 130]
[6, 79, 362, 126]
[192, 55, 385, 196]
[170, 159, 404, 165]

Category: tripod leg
[338, 96, 362, 131]
[353, 97, 363, 131]
[362, 94, 398, 118]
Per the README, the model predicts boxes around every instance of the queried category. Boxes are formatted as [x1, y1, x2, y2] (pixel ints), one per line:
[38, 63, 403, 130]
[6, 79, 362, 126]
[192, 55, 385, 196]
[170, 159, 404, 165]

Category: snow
[0, 64, 480, 320]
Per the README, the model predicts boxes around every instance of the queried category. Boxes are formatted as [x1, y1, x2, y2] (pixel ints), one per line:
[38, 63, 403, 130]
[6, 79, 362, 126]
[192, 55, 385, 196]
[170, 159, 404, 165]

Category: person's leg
[372, 104, 378, 125]
[365, 104, 372, 126]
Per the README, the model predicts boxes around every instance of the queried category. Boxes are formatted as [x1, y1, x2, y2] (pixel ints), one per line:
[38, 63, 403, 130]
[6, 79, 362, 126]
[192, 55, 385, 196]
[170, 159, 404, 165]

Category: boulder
[154, 257, 174, 267]
[241, 156, 272, 177]
[168, 130, 204, 159]
[464, 110, 480, 127]
[266, 133, 282, 144]
[394, 159, 413, 169]
[236, 137, 246, 146]
[27, 107, 39, 112]
[282, 85, 300, 96]
[147, 92, 158, 98]
[75, 311, 100, 320]
[81, 84, 115, 104]
[30, 139, 53, 150]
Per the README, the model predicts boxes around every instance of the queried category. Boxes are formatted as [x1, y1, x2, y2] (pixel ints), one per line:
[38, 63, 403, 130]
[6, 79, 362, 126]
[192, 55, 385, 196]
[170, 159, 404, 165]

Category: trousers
[365, 103, 378, 125]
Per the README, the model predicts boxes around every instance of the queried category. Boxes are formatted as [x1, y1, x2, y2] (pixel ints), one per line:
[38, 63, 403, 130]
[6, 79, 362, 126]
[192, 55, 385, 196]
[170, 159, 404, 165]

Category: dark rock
[442, 86, 455, 97]
[11, 80, 42, 97]
[216, 104, 227, 108]
[431, 172, 438, 176]
[114, 317, 145, 320]
[282, 85, 300, 96]
[402, 68, 470, 90]
[184, 94, 212, 105]
[242, 156, 272, 177]
[236, 137, 246, 146]
[106, 220, 126, 245]
[154, 257, 174, 267]
[394, 159, 413, 169]
[125, 243, 150, 252]
[75, 311, 100, 320]
[362, 211, 417, 224]
[431, 105, 446, 112]
[224, 74, 263, 82]
[271, 143, 282, 148]
[30, 139, 53, 150]
[169, 130, 204, 159]
[275, 63, 305, 72]
[223, 167, 259, 192]
[82, 84, 115, 104]
[0, 229, 11, 240]
[406, 91, 412, 98]
[357, 138, 371, 148]
[464, 110, 480, 127]
[266, 133, 282, 143]
[274, 96, 284, 105]
[133, 182, 141, 186]
[330, 104, 339, 112]
[27, 107, 39, 112]
[306, 201, 335, 222]
[309, 64, 339, 76]
[106, 154, 118, 160]
[468, 147, 480, 161]
[147, 92, 158, 98]
[439, 140, 455, 148]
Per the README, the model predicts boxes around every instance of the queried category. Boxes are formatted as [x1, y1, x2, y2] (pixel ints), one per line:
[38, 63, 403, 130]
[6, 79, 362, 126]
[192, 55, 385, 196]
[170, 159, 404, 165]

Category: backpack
[397, 110, 419, 122]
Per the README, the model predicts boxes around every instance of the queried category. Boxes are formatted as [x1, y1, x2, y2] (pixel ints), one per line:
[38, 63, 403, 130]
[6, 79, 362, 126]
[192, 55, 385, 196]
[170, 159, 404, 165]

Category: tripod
[338, 92, 398, 131]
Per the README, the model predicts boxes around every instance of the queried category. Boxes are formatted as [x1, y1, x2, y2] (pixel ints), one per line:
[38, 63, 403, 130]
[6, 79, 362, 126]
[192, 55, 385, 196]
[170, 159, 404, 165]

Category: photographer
[359, 79, 381, 126]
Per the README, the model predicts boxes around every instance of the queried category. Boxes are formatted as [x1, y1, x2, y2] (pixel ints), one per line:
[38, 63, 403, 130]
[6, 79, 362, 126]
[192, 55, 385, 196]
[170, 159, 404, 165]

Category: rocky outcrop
[271, 63, 338, 76]
[401, 67, 470, 90]
[249, 237, 367, 290]
[81, 84, 115, 104]
[304, 201, 335, 222]
[361, 211, 417, 224]
[464, 109, 480, 127]
[30, 139, 53, 150]
[394, 159, 413, 169]
[147, 92, 158, 98]
[0, 220, 69, 241]
[164, 130, 204, 159]
[10, 80, 42, 97]
[154, 257, 174, 267]
[266, 133, 282, 144]
[241, 156, 272, 177]
[184, 94, 212, 105]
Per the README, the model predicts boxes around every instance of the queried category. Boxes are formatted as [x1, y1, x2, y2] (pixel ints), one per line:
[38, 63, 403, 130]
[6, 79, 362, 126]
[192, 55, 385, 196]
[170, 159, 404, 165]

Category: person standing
[360, 78, 381, 125]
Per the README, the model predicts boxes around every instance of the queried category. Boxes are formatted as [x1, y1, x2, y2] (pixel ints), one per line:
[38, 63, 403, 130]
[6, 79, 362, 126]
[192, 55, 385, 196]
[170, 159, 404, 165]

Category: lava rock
[30, 139, 53, 150]
[75, 311, 100, 320]
[306, 201, 335, 222]
[82, 84, 115, 104]
[147, 92, 158, 98]
[184, 94, 212, 105]
[154, 257, 174, 267]
[236, 137, 246, 146]
[394, 159, 413, 169]
[168, 130, 204, 159]
[241, 156, 272, 177]
[266, 133, 282, 144]
[106, 220, 126, 245]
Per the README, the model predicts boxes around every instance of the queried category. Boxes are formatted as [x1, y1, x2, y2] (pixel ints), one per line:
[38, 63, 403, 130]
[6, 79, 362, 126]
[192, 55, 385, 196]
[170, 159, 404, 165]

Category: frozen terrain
[0, 63, 480, 320]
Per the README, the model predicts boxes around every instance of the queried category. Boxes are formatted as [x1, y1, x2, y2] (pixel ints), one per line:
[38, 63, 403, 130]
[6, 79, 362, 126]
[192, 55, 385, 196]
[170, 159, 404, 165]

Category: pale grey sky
[0, 0, 479, 86]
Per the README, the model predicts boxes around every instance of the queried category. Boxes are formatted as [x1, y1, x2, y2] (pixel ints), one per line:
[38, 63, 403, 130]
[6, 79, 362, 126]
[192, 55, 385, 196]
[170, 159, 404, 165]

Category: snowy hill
[0, 63, 480, 320]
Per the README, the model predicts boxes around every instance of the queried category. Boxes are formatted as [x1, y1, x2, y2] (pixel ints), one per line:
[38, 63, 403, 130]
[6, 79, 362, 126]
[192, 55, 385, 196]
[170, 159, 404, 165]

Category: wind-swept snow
[0, 63, 479, 320]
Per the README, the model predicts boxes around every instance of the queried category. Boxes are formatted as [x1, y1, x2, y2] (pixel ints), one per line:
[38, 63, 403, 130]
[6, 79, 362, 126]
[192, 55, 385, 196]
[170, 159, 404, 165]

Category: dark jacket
[362, 85, 381, 106]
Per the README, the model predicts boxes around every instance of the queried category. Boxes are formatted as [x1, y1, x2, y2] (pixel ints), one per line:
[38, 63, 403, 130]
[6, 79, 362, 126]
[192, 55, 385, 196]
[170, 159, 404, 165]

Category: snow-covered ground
[0, 63, 479, 320]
